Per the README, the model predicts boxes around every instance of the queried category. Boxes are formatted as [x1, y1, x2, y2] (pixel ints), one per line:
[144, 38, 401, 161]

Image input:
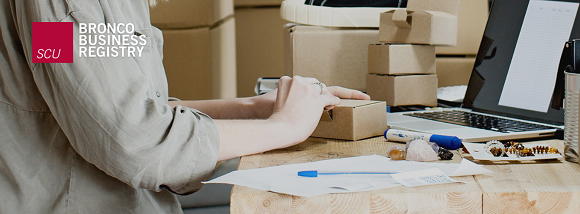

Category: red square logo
[32, 22, 73, 63]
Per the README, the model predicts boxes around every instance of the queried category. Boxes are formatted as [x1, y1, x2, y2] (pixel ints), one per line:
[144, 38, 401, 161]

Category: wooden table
[230, 136, 576, 213]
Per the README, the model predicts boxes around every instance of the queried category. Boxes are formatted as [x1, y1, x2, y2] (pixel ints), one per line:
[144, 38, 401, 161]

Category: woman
[0, 0, 369, 213]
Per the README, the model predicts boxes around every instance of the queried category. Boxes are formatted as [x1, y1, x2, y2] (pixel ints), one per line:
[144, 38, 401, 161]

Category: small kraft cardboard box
[378, 0, 460, 46]
[368, 43, 436, 75]
[311, 100, 387, 141]
[366, 74, 438, 107]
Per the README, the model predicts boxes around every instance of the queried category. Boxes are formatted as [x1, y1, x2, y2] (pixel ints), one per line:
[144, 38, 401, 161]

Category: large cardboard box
[150, 0, 234, 29]
[436, 56, 475, 87]
[236, 7, 289, 97]
[368, 43, 436, 75]
[436, 0, 488, 55]
[161, 17, 237, 100]
[285, 24, 379, 92]
[311, 100, 387, 141]
[379, 0, 460, 46]
[367, 74, 438, 107]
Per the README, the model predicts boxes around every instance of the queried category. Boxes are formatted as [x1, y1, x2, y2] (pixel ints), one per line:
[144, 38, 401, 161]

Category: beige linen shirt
[0, 0, 220, 213]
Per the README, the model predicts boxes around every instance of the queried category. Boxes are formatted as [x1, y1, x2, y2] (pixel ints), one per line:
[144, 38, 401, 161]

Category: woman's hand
[214, 76, 372, 160]
[327, 85, 370, 101]
[253, 77, 371, 119]
[267, 76, 340, 144]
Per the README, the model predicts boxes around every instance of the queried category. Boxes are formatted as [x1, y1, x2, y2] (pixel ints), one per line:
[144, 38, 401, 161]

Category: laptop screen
[465, 0, 580, 125]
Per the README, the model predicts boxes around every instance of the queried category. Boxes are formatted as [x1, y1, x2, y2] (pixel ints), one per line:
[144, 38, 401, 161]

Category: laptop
[387, 0, 580, 142]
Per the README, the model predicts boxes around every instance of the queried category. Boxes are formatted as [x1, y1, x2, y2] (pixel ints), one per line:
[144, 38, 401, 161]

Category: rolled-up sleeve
[15, 0, 219, 194]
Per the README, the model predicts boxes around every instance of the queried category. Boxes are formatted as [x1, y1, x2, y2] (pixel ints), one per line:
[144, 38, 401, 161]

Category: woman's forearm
[169, 95, 274, 119]
[213, 119, 300, 161]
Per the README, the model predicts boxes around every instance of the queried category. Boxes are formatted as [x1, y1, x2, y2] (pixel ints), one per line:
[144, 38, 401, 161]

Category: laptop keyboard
[403, 110, 554, 133]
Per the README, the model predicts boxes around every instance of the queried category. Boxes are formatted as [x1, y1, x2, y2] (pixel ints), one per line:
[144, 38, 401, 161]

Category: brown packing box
[436, 0, 488, 55]
[150, 0, 234, 29]
[366, 74, 438, 107]
[161, 17, 237, 100]
[285, 24, 379, 92]
[436, 56, 475, 87]
[368, 43, 436, 75]
[379, 0, 460, 46]
[311, 100, 387, 141]
[236, 7, 289, 97]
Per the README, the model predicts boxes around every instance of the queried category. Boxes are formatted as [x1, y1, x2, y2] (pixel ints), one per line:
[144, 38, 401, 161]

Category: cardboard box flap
[288, 24, 350, 33]
[319, 100, 380, 122]
[407, 0, 460, 16]
[392, 9, 413, 29]
[385, 10, 455, 30]
[320, 110, 333, 121]
[338, 100, 382, 108]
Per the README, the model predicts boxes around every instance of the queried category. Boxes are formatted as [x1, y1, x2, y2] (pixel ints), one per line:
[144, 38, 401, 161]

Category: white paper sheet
[449, 158, 494, 176]
[498, 0, 579, 112]
[391, 168, 466, 187]
[205, 155, 492, 197]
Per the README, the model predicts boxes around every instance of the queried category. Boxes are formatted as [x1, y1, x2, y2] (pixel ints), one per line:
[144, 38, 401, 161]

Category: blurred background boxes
[436, 0, 488, 55]
[152, 0, 488, 100]
[435, 0, 488, 87]
[284, 24, 378, 92]
[151, 0, 236, 100]
[150, 0, 233, 29]
[436, 56, 476, 87]
[234, 0, 289, 97]
[236, 0, 488, 98]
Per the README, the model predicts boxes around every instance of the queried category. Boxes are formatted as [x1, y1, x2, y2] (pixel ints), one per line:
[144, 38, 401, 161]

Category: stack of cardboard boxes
[280, 0, 487, 140]
[284, 0, 487, 103]
[367, 0, 488, 106]
[367, 0, 462, 107]
[150, 0, 237, 100]
[366, 43, 438, 106]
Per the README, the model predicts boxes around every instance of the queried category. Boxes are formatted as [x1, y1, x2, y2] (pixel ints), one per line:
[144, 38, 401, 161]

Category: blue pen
[298, 170, 399, 177]
[384, 129, 462, 150]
